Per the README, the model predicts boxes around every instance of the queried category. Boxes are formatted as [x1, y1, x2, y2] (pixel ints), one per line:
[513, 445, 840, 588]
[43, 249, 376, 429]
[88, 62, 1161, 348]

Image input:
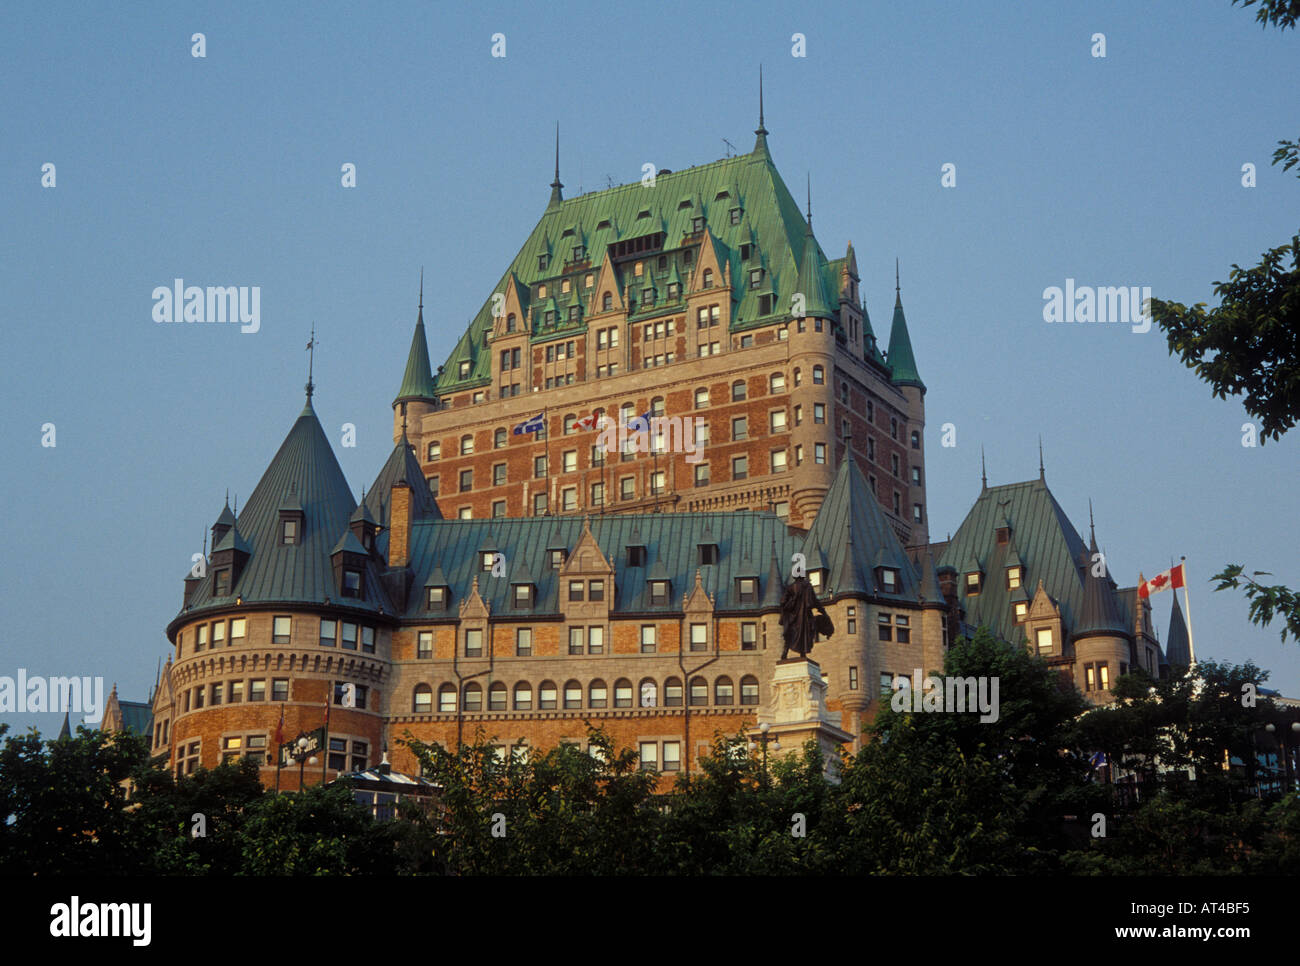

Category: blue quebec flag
[513, 413, 545, 435]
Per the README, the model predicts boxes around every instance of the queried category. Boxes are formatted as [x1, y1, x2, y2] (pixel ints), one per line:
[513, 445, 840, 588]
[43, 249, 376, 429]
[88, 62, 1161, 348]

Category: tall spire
[805, 172, 812, 227]
[305, 323, 316, 402]
[1038, 435, 1045, 480]
[548, 122, 564, 207]
[1088, 498, 1097, 550]
[886, 259, 924, 390]
[981, 447, 987, 490]
[394, 272, 438, 406]
[753, 65, 770, 155]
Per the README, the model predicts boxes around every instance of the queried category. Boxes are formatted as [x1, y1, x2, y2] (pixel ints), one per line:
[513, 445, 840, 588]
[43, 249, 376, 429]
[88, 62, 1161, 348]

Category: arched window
[812, 365, 824, 385]
[620, 402, 635, 425]
[460, 434, 474, 455]
[438, 683, 457, 712]
[694, 387, 709, 409]
[494, 428, 507, 449]
[413, 684, 432, 713]
[488, 681, 507, 711]
[614, 678, 633, 708]
[731, 380, 746, 401]
[740, 675, 760, 706]
[506, 312, 516, 332]
[638, 677, 658, 708]
[689, 676, 708, 706]
[702, 268, 714, 289]
[428, 441, 441, 461]
[714, 676, 734, 706]
[651, 396, 664, 417]
[589, 679, 608, 709]
[463, 682, 483, 711]
[664, 676, 683, 707]
[538, 680, 557, 710]
[513, 681, 533, 711]
[563, 679, 582, 709]
[602, 292, 613, 312]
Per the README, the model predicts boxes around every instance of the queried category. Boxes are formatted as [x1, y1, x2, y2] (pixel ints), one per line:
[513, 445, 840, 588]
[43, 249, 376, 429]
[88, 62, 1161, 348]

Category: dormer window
[692, 217, 705, 233]
[538, 254, 549, 271]
[1006, 566, 1023, 589]
[966, 572, 983, 595]
[428, 586, 448, 610]
[749, 268, 763, 289]
[343, 569, 363, 598]
[572, 245, 584, 261]
[730, 207, 742, 225]
[649, 580, 670, 605]
[1013, 601, 1028, 622]
[281, 519, 298, 545]
[458, 360, 471, 378]
[480, 551, 495, 572]
[808, 570, 824, 593]
[995, 526, 1010, 545]
[214, 568, 231, 597]
[698, 543, 719, 566]
[628, 545, 647, 567]
[513, 583, 534, 610]
[549, 548, 567, 569]
[736, 577, 757, 603]
[877, 567, 900, 594]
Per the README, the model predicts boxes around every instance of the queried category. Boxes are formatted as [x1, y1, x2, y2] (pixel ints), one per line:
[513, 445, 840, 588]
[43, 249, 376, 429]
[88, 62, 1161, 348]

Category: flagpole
[322, 694, 330, 786]
[1180, 556, 1197, 665]
[273, 705, 284, 795]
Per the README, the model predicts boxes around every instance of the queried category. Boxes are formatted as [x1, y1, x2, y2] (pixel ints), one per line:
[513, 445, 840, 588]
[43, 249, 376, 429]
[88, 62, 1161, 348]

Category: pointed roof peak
[395, 276, 438, 406]
[887, 268, 924, 390]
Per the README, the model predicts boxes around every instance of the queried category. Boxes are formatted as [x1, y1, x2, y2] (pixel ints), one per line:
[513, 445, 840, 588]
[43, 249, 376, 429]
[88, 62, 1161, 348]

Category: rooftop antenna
[980, 446, 987, 491]
[1088, 498, 1096, 546]
[722, 137, 736, 158]
[1038, 435, 1045, 480]
[549, 122, 563, 205]
[895, 257, 901, 303]
[806, 173, 813, 227]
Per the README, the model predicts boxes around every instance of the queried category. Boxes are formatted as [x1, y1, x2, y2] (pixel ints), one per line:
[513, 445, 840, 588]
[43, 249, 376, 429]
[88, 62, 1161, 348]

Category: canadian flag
[1138, 564, 1185, 598]
[572, 413, 601, 432]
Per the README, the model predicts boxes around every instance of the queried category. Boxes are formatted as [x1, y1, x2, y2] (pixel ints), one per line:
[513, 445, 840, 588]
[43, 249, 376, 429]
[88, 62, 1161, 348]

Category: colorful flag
[623, 408, 656, 433]
[1138, 564, 1185, 599]
[512, 413, 545, 435]
[572, 413, 600, 432]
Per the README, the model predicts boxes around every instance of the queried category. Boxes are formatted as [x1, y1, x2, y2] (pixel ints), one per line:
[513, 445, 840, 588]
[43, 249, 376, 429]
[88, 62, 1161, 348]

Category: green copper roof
[1164, 592, 1191, 668]
[1075, 546, 1129, 639]
[939, 478, 1090, 645]
[365, 438, 442, 552]
[803, 457, 920, 601]
[174, 397, 393, 625]
[395, 302, 437, 405]
[431, 137, 841, 394]
[886, 291, 924, 390]
[795, 216, 835, 319]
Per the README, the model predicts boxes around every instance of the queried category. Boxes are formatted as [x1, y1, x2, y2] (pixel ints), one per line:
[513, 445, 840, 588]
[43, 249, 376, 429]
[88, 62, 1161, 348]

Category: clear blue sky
[2, 0, 1297, 737]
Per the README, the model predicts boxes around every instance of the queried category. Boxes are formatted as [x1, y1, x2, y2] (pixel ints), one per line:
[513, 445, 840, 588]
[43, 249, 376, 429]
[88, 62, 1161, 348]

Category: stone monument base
[750, 658, 852, 782]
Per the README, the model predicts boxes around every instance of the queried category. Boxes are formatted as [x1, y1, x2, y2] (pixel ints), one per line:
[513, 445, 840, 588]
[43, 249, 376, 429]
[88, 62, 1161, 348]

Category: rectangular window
[1085, 665, 1096, 691]
[847, 607, 857, 634]
[814, 403, 825, 424]
[662, 741, 681, 772]
[211, 621, 225, 647]
[640, 742, 658, 772]
[589, 580, 605, 602]
[569, 626, 585, 655]
[465, 628, 483, 657]
[732, 455, 748, 480]
[569, 580, 584, 602]
[881, 673, 894, 697]
[588, 626, 604, 654]
[534, 455, 547, 479]
[814, 443, 826, 464]
[770, 450, 787, 474]
[271, 678, 289, 702]
[1099, 663, 1110, 690]
[493, 464, 507, 486]
[732, 416, 747, 441]
[273, 616, 291, 644]
[249, 679, 266, 702]
[690, 623, 707, 651]
[770, 410, 787, 433]
[1036, 628, 1053, 655]
[741, 622, 757, 650]
[319, 619, 336, 647]
[417, 631, 432, 659]
[640, 624, 656, 653]
[849, 667, 858, 691]
[895, 615, 910, 644]
[459, 469, 473, 492]
[878, 613, 893, 642]
[197, 624, 208, 651]
[516, 627, 532, 656]
[361, 626, 375, 654]
[210, 683, 223, 706]
[341, 622, 357, 650]
[229, 681, 244, 703]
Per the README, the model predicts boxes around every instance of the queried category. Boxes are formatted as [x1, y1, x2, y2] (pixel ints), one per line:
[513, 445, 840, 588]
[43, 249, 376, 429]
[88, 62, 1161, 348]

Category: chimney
[389, 480, 412, 568]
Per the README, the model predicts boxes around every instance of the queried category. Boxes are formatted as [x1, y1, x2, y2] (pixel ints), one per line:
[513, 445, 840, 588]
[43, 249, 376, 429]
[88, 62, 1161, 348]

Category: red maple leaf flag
[1139, 564, 1186, 598]
[572, 413, 601, 432]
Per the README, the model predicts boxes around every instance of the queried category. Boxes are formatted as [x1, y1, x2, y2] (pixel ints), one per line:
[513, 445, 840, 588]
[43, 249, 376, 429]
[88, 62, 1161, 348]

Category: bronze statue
[779, 574, 834, 660]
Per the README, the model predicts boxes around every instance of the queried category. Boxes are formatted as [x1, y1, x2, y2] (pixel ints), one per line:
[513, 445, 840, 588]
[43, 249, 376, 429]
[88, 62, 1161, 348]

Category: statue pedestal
[751, 659, 853, 782]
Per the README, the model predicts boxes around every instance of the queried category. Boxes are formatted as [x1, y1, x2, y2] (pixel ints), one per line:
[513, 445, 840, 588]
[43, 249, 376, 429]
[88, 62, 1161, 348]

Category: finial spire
[225, 488, 229, 507]
[981, 446, 987, 490]
[418, 268, 424, 322]
[1038, 435, 1045, 479]
[1088, 498, 1096, 546]
[805, 172, 812, 228]
[895, 258, 901, 305]
[305, 323, 316, 401]
[548, 122, 563, 205]
[753, 66, 770, 154]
